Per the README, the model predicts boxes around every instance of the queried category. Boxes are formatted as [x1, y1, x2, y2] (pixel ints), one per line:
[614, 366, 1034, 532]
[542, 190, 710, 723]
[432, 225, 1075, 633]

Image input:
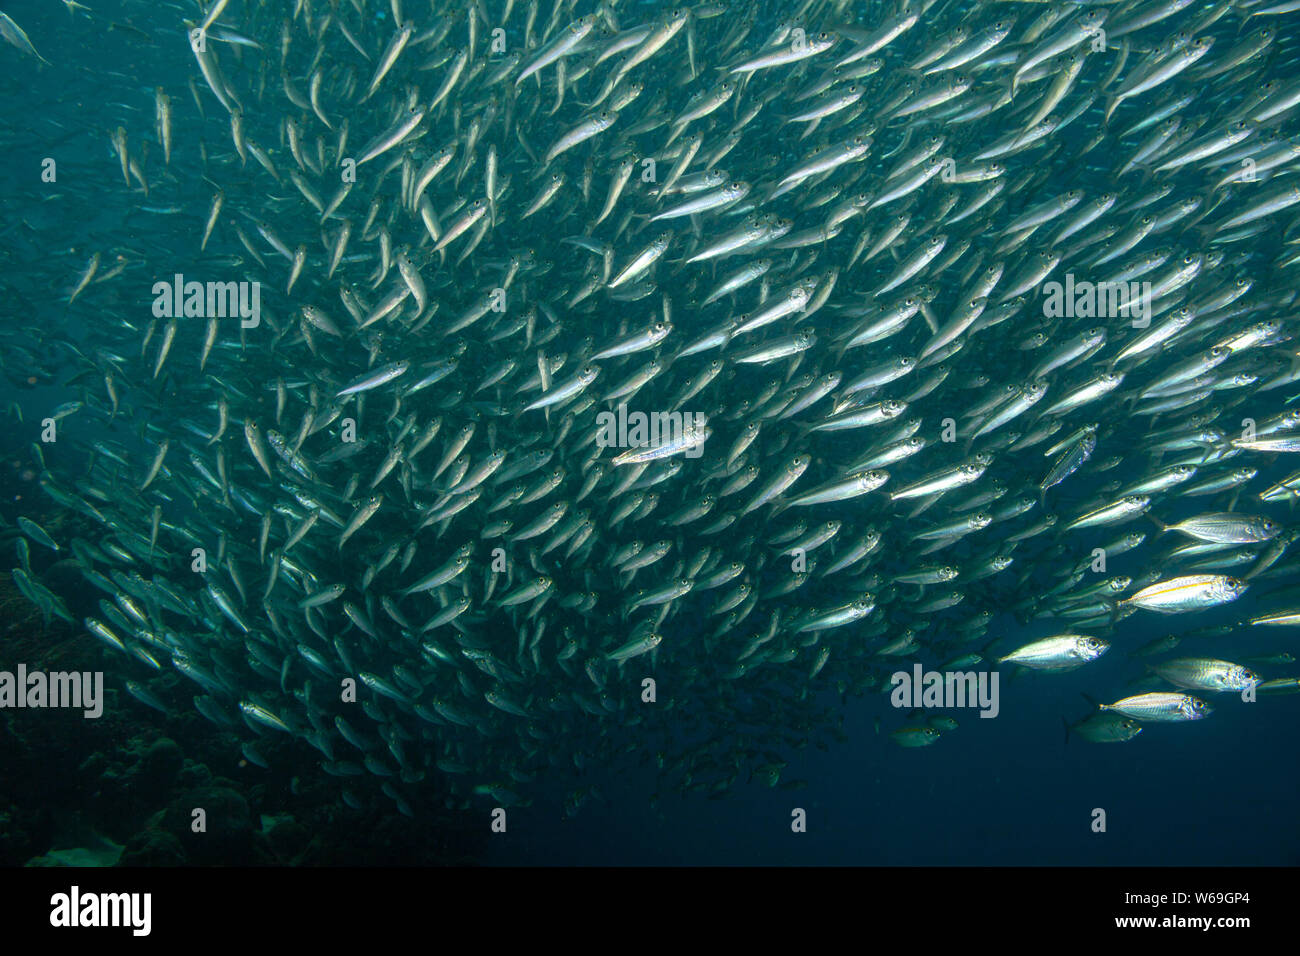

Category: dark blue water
[480, 620, 1300, 865]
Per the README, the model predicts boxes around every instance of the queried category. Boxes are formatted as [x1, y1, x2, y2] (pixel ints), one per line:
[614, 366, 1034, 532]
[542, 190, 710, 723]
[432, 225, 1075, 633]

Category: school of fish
[4, 0, 1300, 813]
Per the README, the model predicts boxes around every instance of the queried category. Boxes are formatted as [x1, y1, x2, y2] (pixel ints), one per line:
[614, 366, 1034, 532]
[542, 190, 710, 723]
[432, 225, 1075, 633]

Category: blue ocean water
[481, 615, 1300, 866]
